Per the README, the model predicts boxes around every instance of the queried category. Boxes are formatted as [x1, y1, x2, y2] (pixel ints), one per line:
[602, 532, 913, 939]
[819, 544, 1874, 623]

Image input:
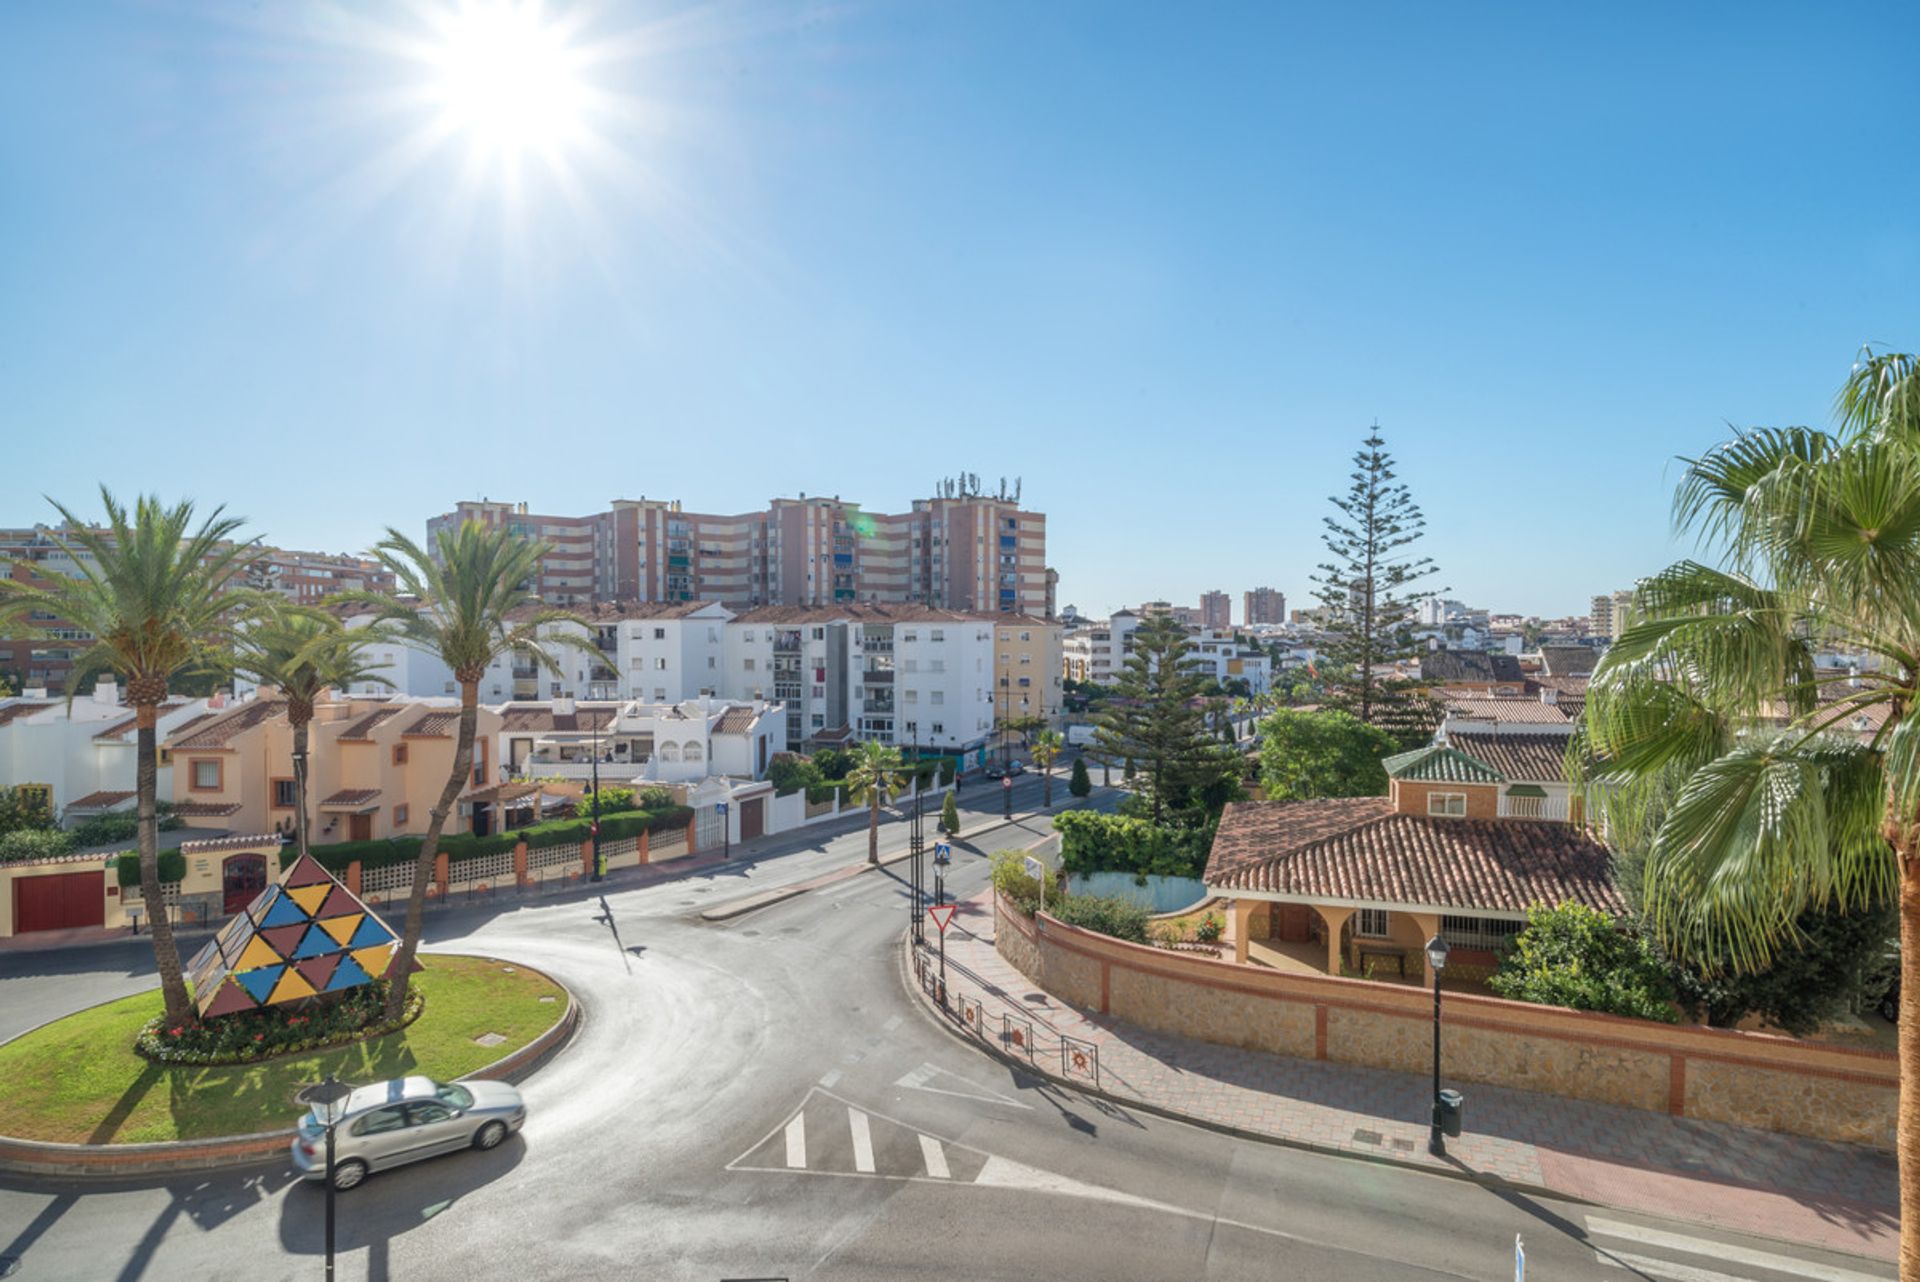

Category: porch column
[1404, 911, 1443, 980]
[1313, 905, 1355, 975]
[513, 840, 528, 889]
[1231, 898, 1257, 965]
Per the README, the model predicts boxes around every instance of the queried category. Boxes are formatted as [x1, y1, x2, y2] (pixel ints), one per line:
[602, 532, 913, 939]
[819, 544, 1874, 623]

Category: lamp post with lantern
[1426, 934, 1452, 1156]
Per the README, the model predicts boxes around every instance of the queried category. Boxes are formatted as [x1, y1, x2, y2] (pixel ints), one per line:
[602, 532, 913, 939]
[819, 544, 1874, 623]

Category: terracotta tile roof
[169, 699, 287, 749]
[1205, 799, 1622, 916]
[339, 705, 405, 740]
[1539, 645, 1601, 678]
[1443, 697, 1573, 726]
[497, 703, 619, 734]
[1419, 650, 1524, 684]
[92, 701, 186, 740]
[714, 706, 757, 734]
[173, 800, 243, 818]
[65, 789, 135, 811]
[1382, 744, 1504, 784]
[1447, 732, 1573, 783]
[178, 832, 282, 853]
[464, 782, 544, 804]
[0, 701, 52, 726]
[162, 711, 216, 741]
[317, 788, 382, 810]
[402, 710, 460, 738]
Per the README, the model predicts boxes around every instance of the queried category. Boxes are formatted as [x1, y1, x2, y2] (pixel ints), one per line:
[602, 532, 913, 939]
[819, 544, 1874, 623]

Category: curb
[893, 930, 1595, 1211]
[0, 957, 581, 1180]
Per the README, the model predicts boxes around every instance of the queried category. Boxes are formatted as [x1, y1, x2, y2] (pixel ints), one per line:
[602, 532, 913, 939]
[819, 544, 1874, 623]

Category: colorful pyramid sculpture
[187, 853, 403, 1018]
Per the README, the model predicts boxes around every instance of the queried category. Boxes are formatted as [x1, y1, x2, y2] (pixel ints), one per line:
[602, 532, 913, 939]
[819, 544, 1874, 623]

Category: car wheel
[331, 1159, 368, 1191]
[474, 1121, 508, 1151]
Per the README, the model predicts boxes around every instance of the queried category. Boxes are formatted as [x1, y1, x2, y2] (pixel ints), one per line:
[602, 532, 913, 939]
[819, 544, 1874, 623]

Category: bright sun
[429, 3, 586, 153]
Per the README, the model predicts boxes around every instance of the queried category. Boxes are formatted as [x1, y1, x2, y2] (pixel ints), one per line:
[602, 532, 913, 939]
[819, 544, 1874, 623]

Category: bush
[1050, 893, 1150, 944]
[767, 754, 823, 797]
[115, 850, 188, 887]
[576, 785, 635, 815]
[69, 812, 140, 848]
[812, 747, 853, 781]
[1068, 756, 1091, 798]
[1053, 810, 1210, 880]
[1488, 903, 1678, 1022]
[990, 848, 1059, 915]
[939, 791, 960, 837]
[135, 979, 424, 1066]
[1194, 913, 1222, 944]
[637, 786, 676, 811]
[939, 756, 957, 785]
[0, 827, 75, 863]
[0, 785, 55, 837]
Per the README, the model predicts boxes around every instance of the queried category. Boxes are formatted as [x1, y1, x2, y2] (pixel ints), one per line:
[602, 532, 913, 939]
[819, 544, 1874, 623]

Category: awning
[463, 782, 544, 806]
[1504, 784, 1548, 798]
[318, 789, 383, 814]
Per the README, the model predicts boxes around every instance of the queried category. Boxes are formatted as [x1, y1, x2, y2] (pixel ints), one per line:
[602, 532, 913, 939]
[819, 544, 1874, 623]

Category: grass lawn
[0, 954, 568, 1145]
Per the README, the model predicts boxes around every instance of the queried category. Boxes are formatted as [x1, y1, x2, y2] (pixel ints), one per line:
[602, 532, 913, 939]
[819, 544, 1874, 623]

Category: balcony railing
[1498, 792, 1569, 821]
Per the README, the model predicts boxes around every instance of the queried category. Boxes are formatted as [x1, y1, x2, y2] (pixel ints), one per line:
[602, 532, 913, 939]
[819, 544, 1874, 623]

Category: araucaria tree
[340, 523, 586, 1020]
[1091, 615, 1239, 826]
[1311, 429, 1442, 746]
[1577, 348, 1920, 1274]
[0, 490, 265, 1026]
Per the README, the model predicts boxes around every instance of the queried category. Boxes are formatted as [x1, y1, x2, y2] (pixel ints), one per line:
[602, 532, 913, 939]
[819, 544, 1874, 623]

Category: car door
[402, 1100, 471, 1160]
[348, 1105, 413, 1171]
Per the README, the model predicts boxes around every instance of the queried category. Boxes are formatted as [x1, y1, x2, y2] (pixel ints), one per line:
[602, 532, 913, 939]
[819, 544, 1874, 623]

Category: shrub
[638, 786, 676, 810]
[1194, 913, 1222, 944]
[135, 979, 424, 1066]
[1068, 756, 1091, 798]
[68, 812, 140, 848]
[0, 785, 55, 837]
[577, 785, 635, 814]
[939, 756, 957, 785]
[990, 848, 1059, 916]
[811, 747, 853, 781]
[1488, 902, 1678, 1022]
[767, 754, 823, 797]
[939, 791, 960, 837]
[1053, 810, 1210, 880]
[1051, 893, 1150, 944]
[115, 850, 187, 887]
[0, 827, 75, 863]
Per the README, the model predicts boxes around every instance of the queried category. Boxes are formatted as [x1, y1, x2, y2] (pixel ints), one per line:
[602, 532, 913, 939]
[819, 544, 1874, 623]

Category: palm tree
[229, 607, 392, 859]
[1578, 348, 1920, 1274]
[1030, 729, 1063, 807]
[0, 490, 263, 1025]
[337, 523, 586, 1020]
[845, 740, 907, 864]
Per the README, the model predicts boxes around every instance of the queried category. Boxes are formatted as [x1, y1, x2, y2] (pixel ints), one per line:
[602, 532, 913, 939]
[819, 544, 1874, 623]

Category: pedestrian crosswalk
[1585, 1216, 1892, 1282]
[730, 1089, 987, 1183]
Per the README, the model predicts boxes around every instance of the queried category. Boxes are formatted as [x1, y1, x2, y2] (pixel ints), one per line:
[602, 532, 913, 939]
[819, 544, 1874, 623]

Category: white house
[0, 682, 221, 820]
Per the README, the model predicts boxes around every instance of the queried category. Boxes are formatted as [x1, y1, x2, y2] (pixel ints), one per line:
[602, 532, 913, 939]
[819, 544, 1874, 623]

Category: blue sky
[2, 2, 1913, 619]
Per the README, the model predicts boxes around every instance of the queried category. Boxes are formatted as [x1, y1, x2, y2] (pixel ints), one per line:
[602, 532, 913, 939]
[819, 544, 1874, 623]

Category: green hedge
[115, 850, 187, 887]
[288, 805, 695, 870]
[1053, 810, 1210, 879]
[0, 828, 75, 863]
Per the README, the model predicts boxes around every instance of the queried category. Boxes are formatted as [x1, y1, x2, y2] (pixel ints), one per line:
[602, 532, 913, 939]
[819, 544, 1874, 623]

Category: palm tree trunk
[386, 682, 477, 1020]
[1900, 846, 1920, 1280]
[1043, 764, 1052, 808]
[868, 794, 879, 864]
[290, 706, 312, 859]
[136, 707, 192, 1025]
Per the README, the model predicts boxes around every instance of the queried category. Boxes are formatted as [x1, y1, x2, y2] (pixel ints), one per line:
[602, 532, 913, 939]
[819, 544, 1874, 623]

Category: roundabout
[0, 954, 576, 1176]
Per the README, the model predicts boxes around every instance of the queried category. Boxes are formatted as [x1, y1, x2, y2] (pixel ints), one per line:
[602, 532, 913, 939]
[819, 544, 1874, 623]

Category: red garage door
[740, 797, 765, 841]
[14, 871, 105, 934]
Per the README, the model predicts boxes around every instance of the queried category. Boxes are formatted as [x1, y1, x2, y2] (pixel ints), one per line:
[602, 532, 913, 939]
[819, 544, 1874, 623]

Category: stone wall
[994, 893, 1898, 1150]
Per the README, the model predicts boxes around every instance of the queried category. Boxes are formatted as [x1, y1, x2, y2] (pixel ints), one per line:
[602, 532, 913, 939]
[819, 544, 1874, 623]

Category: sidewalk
[915, 889, 1900, 1263]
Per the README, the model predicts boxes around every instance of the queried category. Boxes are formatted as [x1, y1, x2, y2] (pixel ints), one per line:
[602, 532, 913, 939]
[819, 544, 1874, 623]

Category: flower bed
[134, 979, 424, 1066]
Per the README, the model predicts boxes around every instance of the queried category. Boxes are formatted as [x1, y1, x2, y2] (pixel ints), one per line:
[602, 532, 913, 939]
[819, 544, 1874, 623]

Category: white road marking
[1596, 1249, 1770, 1282]
[1586, 1218, 1888, 1282]
[892, 1061, 1032, 1109]
[784, 1113, 806, 1169]
[848, 1107, 875, 1173]
[818, 876, 873, 900]
[818, 1069, 842, 1088]
[919, 1134, 949, 1179]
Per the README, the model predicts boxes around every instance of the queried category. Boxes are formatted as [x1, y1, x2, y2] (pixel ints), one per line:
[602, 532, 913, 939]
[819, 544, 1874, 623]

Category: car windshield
[435, 1083, 474, 1110]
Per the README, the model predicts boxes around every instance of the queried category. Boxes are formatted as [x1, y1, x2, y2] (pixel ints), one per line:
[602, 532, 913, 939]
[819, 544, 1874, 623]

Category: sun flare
[429, 2, 586, 153]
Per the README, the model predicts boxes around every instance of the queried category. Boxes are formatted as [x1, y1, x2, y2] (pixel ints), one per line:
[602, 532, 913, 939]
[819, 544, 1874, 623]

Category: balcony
[863, 668, 893, 683]
[1498, 791, 1569, 822]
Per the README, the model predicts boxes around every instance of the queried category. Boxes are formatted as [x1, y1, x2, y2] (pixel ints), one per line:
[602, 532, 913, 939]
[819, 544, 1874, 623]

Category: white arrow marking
[893, 1061, 1033, 1109]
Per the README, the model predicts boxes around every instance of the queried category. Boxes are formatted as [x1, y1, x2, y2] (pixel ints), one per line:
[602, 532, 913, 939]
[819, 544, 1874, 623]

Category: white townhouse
[0, 681, 221, 820]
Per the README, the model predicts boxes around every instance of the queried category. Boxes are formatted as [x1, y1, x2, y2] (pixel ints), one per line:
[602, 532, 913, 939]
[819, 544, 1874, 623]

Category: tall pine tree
[1311, 429, 1442, 747]
[1091, 615, 1239, 824]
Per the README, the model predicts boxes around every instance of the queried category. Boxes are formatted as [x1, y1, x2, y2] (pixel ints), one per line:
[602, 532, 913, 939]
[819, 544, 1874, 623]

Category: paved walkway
[916, 889, 1900, 1263]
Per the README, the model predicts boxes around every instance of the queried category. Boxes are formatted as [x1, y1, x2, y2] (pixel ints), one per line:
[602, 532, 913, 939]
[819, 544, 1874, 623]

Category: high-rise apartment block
[1199, 590, 1231, 630]
[1243, 586, 1286, 626]
[429, 493, 1051, 616]
[1590, 589, 1635, 640]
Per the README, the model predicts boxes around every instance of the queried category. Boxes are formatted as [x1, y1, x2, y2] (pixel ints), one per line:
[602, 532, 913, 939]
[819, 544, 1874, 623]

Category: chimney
[209, 692, 227, 709]
[1540, 687, 1558, 705]
[93, 677, 119, 705]
[553, 695, 576, 718]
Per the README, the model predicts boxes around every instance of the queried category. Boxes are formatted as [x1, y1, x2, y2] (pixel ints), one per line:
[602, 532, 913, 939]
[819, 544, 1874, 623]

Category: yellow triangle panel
[267, 967, 318, 1004]
[352, 944, 395, 979]
[235, 935, 282, 972]
[288, 883, 331, 916]
[319, 913, 363, 946]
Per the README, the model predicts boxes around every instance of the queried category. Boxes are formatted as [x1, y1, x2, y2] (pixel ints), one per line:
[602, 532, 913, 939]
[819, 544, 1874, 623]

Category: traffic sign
[934, 842, 951, 865]
[716, 802, 729, 816]
[928, 904, 957, 934]
[1024, 855, 1045, 882]
[1001, 777, 1012, 789]
[1514, 1234, 1524, 1282]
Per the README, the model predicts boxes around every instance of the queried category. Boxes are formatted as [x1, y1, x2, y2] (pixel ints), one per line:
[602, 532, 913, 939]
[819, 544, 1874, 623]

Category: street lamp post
[588, 719, 603, 882]
[907, 721, 924, 948]
[309, 1073, 354, 1282]
[1426, 934, 1450, 1157]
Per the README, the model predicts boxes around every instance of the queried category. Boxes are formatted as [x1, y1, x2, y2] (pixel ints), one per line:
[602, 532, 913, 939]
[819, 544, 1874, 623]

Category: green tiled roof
[1381, 744, 1505, 784]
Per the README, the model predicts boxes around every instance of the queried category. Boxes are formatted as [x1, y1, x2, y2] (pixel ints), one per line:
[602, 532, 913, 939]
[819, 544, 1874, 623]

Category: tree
[0, 490, 264, 1025]
[1576, 348, 1920, 1271]
[229, 608, 392, 860]
[1258, 708, 1396, 801]
[1068, 755, 1092, 799]
[339, 522, 586, 1020]
[1311, 429, 1443, 745]
[844, 740, 907, 864]
[940, 790, 960, 837]
[1667, 901, 1896, 1037]
[1090, 615, 1239, 825]
[1031, 729, 1063, 807]
[1488, 903, 1678, 1023]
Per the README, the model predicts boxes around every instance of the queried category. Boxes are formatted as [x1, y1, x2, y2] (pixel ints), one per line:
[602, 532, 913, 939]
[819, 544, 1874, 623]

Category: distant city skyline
[2, 4, 1913, 619]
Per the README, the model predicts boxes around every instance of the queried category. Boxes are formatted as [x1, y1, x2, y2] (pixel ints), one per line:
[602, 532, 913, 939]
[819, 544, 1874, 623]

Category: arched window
[659, 742, 682, 762]
[685, 741, 705, 762]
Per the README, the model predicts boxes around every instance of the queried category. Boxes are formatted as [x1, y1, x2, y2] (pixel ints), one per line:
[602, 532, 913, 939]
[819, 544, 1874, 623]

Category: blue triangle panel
[259, 893, 311, 929]
[235, 964, 283, 1004]
[292, 924, 337, 960]
[325, 956, 372, 991]
[348, 917, 394, 949]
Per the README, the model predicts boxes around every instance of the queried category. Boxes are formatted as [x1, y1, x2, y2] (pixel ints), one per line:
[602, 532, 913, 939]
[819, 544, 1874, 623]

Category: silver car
[291, 1075, 526, 1190]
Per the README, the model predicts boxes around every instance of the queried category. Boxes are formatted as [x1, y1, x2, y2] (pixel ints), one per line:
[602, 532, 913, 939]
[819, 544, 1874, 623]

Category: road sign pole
[939, 922, 947, 1008]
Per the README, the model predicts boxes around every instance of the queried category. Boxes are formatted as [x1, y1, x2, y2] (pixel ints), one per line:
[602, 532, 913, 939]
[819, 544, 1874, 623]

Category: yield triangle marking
[893, 1062, 1032, 1109]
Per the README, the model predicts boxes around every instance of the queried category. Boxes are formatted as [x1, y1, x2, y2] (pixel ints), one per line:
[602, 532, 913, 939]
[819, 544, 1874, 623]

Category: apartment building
[1184, 629, 1272, 694]
[1243, 586, 1286, 627]
[243, 549, 395, 606]
[1589, 589, 1635, 640]
[1062, 610, 1140, 685]
[1199, 591, 1231, 630]
[427, 490, 1052, 616]
[993, 616, 1065, 733]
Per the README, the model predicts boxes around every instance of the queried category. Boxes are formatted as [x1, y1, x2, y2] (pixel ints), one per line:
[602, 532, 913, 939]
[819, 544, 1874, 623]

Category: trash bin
[1438, 1089, 1464, 1138]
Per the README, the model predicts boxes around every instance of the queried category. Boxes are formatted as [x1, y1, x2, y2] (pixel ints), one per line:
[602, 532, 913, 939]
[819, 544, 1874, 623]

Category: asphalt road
[0, 771, 1896, 1282]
